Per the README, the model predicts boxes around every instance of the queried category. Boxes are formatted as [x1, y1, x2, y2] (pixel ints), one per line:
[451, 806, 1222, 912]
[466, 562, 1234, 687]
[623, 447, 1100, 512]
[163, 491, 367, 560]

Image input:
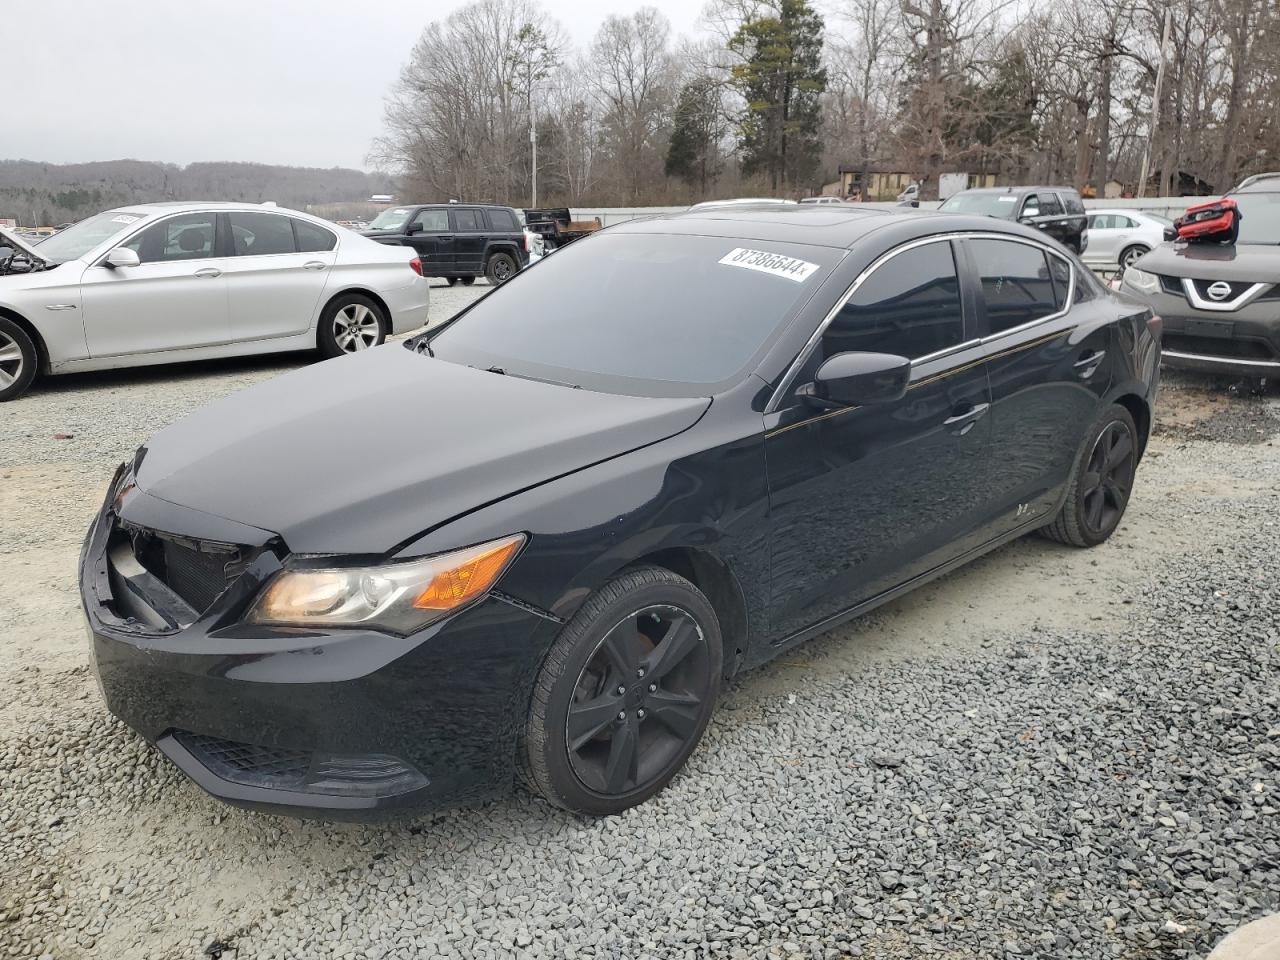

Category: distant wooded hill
[0, 159, 397, 225]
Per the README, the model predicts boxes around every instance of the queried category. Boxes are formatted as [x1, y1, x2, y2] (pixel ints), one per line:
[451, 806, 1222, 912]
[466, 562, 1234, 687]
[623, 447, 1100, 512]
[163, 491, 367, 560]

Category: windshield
[34, 210, 145, 263]
[1233, 193, 1280, 243]
[369, 207, 414, 231]
[939, 193, 1019, 218]
[429, 232, 843, 395]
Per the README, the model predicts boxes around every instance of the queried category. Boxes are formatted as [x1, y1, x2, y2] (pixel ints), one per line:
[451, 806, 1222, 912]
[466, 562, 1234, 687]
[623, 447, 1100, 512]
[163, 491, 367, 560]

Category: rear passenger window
[1039, 193, 1064, 216]
[229, 212, 296, 256]
[293, 219, 336, 253]
[452, 209, 482, 231]
[823, 242, 965, 360]
[969, 239, 1059, 334]
[487, 209, 519, 231]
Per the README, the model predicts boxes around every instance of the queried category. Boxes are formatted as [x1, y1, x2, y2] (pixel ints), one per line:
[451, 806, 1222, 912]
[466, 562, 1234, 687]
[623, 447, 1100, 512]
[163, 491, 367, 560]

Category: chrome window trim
[766, 231, 1074, 413]
[1180, 278, 1271, 312]
[1163, 350, 1280, 371]
[90, 209, 221, 267]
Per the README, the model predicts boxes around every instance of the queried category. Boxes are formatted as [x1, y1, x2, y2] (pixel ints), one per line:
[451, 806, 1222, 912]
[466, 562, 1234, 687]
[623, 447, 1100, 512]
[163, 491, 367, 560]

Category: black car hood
[1138, 242, 1280, 282]
[134, 347, 710, 555]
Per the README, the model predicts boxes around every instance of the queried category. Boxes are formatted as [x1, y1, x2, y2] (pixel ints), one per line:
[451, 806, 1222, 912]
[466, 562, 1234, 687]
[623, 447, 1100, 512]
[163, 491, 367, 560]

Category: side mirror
[804, 352, 911, 407]
[404, 222, 422, 236]
[103, 247, 141, 269]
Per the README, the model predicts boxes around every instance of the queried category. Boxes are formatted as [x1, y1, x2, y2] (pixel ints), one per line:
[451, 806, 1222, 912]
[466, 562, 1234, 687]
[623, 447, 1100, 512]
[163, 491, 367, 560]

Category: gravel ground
[1, 334, 1278, 960]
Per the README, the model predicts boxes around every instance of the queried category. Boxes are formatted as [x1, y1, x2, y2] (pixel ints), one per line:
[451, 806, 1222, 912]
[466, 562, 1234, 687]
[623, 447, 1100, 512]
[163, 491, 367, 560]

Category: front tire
[485, 252, 517, 285]
[520, 566, 723, 815]
[317, 294, 387, 359]
[460, 276, 476, 286]
[0, 317, 38, 402]
[1040, 405, 1139, 548]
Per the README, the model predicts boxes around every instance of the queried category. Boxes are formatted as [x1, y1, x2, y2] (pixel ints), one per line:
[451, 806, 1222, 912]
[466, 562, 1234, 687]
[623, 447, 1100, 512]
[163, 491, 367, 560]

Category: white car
[0, 202, 430, 401]
[798, 196, 844, 205]
[1082, 209, 1172, 270]
[689, 198, 798, 210]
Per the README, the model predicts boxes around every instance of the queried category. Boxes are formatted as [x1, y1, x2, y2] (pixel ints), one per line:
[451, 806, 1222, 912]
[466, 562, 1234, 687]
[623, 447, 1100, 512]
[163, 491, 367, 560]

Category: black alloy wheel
[1041, 405, 1138, 547]
[521, 566, 722, 814]
[566, 604, 710, 796]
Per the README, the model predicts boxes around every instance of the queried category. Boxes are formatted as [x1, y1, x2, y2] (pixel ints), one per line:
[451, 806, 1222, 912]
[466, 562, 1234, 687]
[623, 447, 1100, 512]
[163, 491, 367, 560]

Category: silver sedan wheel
[332, 303, 381, 353]
[0, 331, 23, 390]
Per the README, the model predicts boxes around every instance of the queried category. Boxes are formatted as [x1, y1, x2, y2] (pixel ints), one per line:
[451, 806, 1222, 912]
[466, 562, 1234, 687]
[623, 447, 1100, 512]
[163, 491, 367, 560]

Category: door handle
[436, 235, 454, 241]
[193, 267, 221, 279]
[302, 261, 327, 270]
[1074, 349, 1106, 378]
[943, 402, 990, 436]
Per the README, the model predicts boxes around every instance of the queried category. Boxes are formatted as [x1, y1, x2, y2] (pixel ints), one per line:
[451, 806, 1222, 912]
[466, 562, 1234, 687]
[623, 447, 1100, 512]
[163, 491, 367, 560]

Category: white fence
[572, 197, 1194, 227]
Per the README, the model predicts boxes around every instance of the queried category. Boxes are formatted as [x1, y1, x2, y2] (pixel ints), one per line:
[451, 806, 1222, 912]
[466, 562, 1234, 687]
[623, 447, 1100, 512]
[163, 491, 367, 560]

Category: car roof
[409, 202, 517, 209]
[1232, 173, 1280, 193]
[609, 204, 1043, 250]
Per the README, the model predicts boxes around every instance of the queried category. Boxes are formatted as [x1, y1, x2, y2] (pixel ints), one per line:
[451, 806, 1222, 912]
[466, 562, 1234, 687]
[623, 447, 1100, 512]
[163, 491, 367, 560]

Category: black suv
[362, 203, 528, 285]
[939, 186, 1089, 254]
[1120, 172, 1280, 379]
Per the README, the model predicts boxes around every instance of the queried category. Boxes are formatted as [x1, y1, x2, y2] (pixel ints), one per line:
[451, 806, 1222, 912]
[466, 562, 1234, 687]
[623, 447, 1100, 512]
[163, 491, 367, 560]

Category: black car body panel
[83, 205, 1159, 817]
[132, 348, 710, 555]
[361, 203, 527, 279]
[1121, 181, 1280, 376]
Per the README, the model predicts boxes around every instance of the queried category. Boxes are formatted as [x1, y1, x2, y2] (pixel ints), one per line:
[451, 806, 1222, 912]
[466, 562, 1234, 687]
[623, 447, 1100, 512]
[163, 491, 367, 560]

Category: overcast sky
[3, 0, 705, 171]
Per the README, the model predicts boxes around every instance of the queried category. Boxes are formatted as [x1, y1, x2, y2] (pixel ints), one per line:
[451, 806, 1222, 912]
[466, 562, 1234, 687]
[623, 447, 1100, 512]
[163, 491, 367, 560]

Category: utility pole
[1137, 7, 1172, 199]
[527, 58, 538, 209]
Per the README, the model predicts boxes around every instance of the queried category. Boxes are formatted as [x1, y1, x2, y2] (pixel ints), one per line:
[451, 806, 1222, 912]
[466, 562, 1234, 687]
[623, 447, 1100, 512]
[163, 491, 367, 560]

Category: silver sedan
[0, 203, 430, 400]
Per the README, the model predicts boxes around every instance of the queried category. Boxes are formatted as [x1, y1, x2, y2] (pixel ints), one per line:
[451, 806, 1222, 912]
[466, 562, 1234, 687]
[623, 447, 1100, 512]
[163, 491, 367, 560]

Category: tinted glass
[1061, 193, 1085, 214]
[1047, 254, 1071, 310]
[123, 212, 217, 263]
[294, 219, 336, 252]
[429, 232, 841, 394]
[452, 209, 482, 231]
[487, 209, 519, 230]
[969, 239, 1058, 334]
[1040, 194, 1064, 216]
[412, 209, 449, 232]
[823, 242, 964, 360]
[229, 212, 296, 256]
[37, 210, 146, 263]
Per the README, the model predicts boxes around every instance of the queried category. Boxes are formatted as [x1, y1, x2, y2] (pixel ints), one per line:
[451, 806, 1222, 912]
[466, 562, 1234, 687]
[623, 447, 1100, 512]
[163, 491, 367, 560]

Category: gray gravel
[1, 363, 1278, 960]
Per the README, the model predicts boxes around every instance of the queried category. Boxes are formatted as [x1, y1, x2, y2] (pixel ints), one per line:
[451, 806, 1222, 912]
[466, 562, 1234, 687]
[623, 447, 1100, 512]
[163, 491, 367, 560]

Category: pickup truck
[523, 208, 602, 253]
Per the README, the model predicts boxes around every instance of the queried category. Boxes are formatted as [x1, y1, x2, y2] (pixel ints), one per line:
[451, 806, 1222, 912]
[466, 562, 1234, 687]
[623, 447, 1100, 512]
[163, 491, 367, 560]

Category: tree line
[371, 0, 1280, 204]
[0, 160, 395, 227]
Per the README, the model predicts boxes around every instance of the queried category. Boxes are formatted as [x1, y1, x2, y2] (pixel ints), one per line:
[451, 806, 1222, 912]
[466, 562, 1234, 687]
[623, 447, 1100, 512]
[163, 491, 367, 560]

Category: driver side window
[412, 210, 449, 232]
[1021, 195, 1041, 219]
[820, 242, 965, 363]
[122, 213, 217, 264]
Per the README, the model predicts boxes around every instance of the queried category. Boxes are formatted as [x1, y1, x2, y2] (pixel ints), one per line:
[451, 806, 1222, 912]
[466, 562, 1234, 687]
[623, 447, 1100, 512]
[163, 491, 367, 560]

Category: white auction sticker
[719, 247, 819, 283]
[111, 214, 140, 224]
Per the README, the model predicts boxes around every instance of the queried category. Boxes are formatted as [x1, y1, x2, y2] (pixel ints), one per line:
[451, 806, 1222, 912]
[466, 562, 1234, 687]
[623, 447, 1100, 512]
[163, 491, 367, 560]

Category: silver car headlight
[246, 534, 525, 634]
[1123, 266, 1159, 294]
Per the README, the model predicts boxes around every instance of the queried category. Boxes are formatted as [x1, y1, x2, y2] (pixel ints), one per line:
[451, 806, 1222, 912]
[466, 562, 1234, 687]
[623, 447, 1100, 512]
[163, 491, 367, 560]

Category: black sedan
[81, 206, 1161, 818]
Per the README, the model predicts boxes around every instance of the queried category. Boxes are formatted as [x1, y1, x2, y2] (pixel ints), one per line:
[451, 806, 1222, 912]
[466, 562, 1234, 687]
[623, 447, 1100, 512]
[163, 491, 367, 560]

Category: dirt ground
[1, 360, 1277, 959]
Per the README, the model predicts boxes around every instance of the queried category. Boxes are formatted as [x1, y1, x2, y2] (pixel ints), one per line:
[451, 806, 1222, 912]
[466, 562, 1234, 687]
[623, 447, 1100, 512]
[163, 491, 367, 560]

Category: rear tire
[1040, 405, 1139, 548]
[446, 277, 459, 287]
[520, 566, 722, 815]
[0, 317, 38, 402]
[1118, 244, 1148, 270]
[461, 276, 476, 286]
[317, 293, 387, 359]
[485, 252, 517, 285]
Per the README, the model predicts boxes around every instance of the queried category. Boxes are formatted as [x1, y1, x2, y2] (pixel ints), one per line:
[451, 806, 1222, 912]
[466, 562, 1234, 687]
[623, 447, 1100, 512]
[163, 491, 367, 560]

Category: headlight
[246, 533, 525, 634]
[1123, 266, 1159, 294]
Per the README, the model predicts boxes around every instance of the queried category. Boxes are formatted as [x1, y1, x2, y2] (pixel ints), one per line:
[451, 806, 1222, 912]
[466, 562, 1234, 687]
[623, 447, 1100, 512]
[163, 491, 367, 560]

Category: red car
[1172, 198, 1241, 243]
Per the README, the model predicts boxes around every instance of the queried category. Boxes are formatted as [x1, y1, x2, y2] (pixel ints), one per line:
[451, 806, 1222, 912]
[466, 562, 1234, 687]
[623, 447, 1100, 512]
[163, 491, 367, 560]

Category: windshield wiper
[483, 365, 580, 389]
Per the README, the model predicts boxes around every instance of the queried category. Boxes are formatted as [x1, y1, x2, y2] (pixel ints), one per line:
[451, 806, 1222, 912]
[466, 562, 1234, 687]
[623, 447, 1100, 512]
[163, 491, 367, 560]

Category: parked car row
[80, 201, 1160, 819]
[0, 203, 431, 401]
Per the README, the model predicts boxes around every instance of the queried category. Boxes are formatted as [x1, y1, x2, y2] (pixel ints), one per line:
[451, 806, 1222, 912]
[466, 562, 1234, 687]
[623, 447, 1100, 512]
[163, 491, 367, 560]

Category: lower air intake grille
[174, 731, 311, 785]
[170, 731, 430, 798]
